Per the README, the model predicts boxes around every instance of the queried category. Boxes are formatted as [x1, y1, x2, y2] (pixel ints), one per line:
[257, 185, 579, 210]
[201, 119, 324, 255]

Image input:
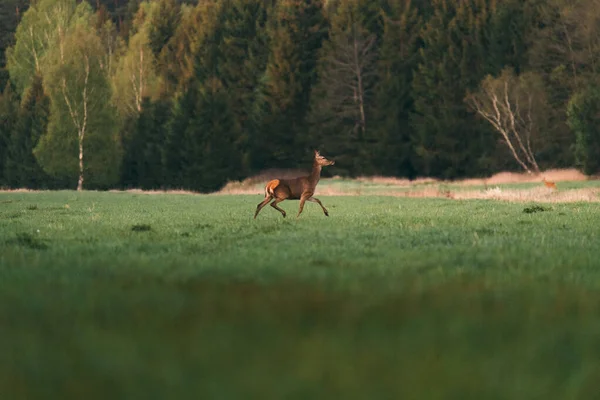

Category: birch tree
[112, 1, 161, 117]
[6, 0, 83, 95]
[466, 68, 549, 174]
[36, 16, 120, 190]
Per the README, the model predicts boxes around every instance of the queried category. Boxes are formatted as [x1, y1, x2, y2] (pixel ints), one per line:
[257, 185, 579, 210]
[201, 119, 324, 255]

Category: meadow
[2, 180, 600, 399]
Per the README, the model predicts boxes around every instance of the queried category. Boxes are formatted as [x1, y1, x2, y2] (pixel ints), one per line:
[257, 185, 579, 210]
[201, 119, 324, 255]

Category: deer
[254, 150, 335, 219]
[542, 177, 557, 190]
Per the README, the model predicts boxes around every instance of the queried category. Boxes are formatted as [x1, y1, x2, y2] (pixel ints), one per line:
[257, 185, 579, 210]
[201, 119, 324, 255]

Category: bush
[567, 86, 600, 175]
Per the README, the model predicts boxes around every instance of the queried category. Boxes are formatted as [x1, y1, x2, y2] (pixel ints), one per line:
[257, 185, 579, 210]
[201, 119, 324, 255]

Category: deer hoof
[324, 211, 329, 217]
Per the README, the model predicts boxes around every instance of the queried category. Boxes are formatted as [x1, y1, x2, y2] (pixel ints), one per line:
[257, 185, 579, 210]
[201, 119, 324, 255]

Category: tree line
[1, 0, 599, 192]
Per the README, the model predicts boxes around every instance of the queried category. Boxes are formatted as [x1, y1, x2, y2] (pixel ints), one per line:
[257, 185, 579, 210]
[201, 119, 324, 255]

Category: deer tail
[265, 179, 280, 198]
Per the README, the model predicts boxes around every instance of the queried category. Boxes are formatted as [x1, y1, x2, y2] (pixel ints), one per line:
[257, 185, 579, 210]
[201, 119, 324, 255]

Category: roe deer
[542, 178, 557, 190]
[254, 150, 335, 219]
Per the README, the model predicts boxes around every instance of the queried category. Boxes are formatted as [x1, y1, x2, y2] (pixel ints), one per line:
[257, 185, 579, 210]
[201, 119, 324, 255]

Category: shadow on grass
[131, 224, 152, 232]
[5, 232, 48, 250]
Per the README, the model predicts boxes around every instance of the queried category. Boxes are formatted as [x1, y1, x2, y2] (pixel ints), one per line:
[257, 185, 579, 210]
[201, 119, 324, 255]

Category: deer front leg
[296, 194, 310, 218]
[308, 197, 329, 217]
[254, 196, 272, 219]
[270, 199, 287, 218]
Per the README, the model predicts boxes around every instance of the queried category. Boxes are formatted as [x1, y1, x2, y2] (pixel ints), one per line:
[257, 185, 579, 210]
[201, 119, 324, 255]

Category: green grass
[2, 190, 600, 399]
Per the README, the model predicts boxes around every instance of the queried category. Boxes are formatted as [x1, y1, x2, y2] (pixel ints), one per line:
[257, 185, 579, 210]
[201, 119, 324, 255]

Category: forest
[1, 0, 599, 192]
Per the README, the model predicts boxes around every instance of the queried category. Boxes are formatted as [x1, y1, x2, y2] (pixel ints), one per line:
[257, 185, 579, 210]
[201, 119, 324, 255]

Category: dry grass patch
[455, 187, 600, 203]
[457, 168, 587, 186]
[0, 188, 41, 193]
[109, 189, 199, 196]
[356, 168, 587, 187]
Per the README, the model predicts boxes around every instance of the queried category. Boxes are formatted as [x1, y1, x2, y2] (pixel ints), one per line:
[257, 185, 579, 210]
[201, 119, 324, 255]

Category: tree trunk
[77, 139, 84, 191]
[354, 35, 367, 135]
[77, 56, 90, 191]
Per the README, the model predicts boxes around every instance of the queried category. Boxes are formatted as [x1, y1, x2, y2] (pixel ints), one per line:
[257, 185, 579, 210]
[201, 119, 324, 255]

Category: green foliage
[309, 0, 376, 176]
[0, 82, 18, 186]
[37, 12, 120, 189]
[4, 75, 51, 188]
[6, 0, 86, 96]
[2, 191, 600, 397]
[411, 0, 494, 179]
[121, 98, 170, 189]
[256, 0, 327, 170]
[162, 88, 195, 188]
[370, 0, 421, 178]
[144, 0, 180, 58]
[166, 79, 242, 192]
[158, 2, 221, 96]
[112, 1, 162, 117]
[567, 85, 600, 175]
[0, 0, 28, 89]
[208, 0, 273, 174]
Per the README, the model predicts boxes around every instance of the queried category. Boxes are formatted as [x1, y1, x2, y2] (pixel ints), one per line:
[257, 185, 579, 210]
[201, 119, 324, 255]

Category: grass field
[2, 185, 600, 399]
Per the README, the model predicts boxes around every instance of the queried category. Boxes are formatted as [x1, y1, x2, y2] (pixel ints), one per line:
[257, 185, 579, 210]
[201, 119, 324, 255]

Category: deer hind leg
[254, 196, 272, 219]
[308, 197, 329, 217]
[270, 198, 287, 218]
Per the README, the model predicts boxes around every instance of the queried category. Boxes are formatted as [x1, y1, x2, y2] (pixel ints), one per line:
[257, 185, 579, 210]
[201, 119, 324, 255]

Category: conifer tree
[308, 0, 377, 176]
[0, 82, 18, 186]
[121, 97, 170, 189]
[370, 0, 421, 178]
[166, 78, 240, 192]
[4, 75, 50, 188]
[411, 0, 493, 178]
[255, 0, 328, 170]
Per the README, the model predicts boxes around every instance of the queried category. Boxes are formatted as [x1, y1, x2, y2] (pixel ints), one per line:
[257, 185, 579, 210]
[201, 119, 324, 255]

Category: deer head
[314, 150, 335, 166]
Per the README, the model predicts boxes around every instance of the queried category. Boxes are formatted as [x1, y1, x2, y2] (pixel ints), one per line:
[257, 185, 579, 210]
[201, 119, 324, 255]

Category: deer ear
[314, 149, 320, 156]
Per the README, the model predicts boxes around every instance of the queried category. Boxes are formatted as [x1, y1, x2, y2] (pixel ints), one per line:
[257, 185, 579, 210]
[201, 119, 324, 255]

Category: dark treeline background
[1, 0, 600, 192]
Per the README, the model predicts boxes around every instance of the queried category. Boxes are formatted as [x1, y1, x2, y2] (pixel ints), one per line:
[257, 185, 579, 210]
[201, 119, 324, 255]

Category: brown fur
[542, 178, 557, 190]
[254, 150, 335, 219]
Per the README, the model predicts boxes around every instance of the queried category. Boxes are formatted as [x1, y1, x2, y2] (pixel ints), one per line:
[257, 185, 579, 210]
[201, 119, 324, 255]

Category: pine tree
[159, 2, 221, 96]
[121, 97, 170, 189]
[370, 0, 421, 178]
[187, 80, 240, 192]
[4, 75, 50, 188]
[308, 0, 377, 176]
[567, 85, 600, 175]
[0, 82, 18, 186]
[255, 0, 328, 171]
[167, 0, 273, 186]
[213, 0, 273, 174]
[161, 1, 224, 188]
[410, 0, 493, 178]
[166, 78, 241, 192]
[163, 89, 195, 189]
[146, 0, 180, 58]
[0, 0, 29, 91]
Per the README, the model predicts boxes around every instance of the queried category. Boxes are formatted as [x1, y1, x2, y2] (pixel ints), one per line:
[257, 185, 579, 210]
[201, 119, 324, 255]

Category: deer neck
[308, 161, 322, 188]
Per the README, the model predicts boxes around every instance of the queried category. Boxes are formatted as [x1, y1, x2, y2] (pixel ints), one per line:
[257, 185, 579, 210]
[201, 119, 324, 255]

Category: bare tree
[466, 69, 547, 174]
[312, 23, 377, 136]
